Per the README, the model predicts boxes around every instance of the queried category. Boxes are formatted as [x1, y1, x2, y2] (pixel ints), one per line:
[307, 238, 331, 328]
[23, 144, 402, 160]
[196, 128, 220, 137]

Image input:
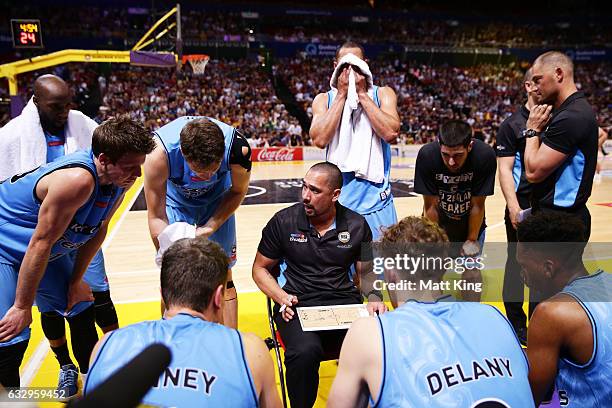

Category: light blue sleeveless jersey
[555, 270, 612, 407]
[374, 298, 534, 407]
[84, 313, 258, 407]
[43, 129, 108, 292]
[44, 129, 66, 163]
[155, 116, 235, 210]
[0, 150, 123, 265]
[326, 86, 393, 215]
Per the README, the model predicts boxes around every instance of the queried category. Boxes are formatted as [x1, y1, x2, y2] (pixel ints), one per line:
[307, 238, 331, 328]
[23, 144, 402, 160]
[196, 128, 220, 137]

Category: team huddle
[0, 42, 610, 408]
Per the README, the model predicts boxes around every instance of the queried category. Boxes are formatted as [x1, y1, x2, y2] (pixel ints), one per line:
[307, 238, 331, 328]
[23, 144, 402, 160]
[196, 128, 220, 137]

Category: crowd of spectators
[276, 56, 610, 144]
[265, 18, 610, 48]
[0, 59, 301, 147]
[1, 2, 610, 48]
[1, 58, 610, 147]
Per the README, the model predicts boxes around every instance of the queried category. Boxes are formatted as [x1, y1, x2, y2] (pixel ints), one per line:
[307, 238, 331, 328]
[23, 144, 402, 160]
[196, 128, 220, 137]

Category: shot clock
[11, 19, 44, 48]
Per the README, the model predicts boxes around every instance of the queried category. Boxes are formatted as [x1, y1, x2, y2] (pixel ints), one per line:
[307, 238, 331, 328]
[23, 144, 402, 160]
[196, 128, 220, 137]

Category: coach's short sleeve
[472, 143, 497, 196]
[359, 219, 373, 262]
[495, 120, 517, 158]
[414, 144, 438, 195]
[541, 114, 580, 155]
[257, 215, 282, 260]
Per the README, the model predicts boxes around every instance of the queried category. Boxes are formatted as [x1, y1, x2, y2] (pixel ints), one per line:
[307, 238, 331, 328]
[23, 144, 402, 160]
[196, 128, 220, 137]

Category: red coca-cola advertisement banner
[251, 147, 303, 162]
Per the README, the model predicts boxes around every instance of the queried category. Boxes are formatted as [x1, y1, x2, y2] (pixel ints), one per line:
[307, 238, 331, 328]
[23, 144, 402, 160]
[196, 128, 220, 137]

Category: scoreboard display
[11, 19, 44, 48]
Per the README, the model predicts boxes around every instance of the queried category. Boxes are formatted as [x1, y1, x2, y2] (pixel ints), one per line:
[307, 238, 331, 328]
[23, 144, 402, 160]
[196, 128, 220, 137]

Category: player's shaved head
[33, 74, 72, 132]
[34, 74, 70, 100]
[533, 51, 574, 79]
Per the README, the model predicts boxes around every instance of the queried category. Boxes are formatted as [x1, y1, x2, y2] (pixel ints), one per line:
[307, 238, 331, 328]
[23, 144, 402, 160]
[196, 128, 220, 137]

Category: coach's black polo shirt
[532, 91, 598, 211]
[258, 202, 371, 307]
[496, 105, 532, 209]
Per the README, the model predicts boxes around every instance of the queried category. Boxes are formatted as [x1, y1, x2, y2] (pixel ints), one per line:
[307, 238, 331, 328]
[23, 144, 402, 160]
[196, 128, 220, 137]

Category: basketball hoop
[182, 54, 210, 75]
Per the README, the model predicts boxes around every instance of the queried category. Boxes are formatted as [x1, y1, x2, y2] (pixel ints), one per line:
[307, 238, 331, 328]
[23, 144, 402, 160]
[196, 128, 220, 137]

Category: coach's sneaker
[57, 364, 79, 401]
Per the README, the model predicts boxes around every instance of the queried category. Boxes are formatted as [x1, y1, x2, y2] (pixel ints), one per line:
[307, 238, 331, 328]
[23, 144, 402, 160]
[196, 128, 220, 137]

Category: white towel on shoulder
[326, 53, 384, 183]
[0, 97, 97, 180]
[155, 222, 197, 267]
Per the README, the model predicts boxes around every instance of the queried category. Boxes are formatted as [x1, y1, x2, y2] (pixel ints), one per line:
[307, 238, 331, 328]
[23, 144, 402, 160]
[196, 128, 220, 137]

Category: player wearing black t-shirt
[496, 68, 538, 344]
[524, 51, 598, 241]
[414, 120, 496, 301]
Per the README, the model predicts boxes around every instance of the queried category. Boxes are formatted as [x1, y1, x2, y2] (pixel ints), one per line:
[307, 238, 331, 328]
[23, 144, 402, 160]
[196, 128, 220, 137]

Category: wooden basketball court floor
[19, 154, 612, 407]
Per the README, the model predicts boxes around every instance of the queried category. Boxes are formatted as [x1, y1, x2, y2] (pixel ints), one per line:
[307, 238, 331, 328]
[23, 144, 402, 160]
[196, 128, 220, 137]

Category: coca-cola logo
[256, 148, 296, 162]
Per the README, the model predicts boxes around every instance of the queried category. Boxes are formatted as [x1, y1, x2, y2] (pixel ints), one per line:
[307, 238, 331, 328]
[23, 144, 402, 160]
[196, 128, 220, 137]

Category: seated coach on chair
[85, 238, 281, 408]
[252, 162, 386, 408]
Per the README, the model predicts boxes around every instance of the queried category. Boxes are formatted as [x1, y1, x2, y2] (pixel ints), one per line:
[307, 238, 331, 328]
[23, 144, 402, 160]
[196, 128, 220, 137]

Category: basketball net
[183, 54, 210, 75]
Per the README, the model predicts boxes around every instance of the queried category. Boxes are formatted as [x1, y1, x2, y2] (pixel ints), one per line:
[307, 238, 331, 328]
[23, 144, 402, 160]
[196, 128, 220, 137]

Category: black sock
[51, 343, 74, 367]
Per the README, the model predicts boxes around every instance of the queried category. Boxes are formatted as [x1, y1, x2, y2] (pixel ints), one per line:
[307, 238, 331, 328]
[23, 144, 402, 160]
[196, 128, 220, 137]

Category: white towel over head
[326, 53, 384, 184]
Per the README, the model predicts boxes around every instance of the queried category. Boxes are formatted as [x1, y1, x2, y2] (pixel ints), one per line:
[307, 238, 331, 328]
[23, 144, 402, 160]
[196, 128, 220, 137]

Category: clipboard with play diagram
[296, 304, 369, 331]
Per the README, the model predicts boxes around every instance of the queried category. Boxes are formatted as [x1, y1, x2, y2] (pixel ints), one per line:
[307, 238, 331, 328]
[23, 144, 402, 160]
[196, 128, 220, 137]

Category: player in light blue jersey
[328, 216, 534, 408]
[0, 74, 121, 398]
[85, 237, 281, 408]
[144, 117, 252, 329]
[0, 117, 154, 390]
[517, 212, 612, 407]
[310, 42, 400, 240]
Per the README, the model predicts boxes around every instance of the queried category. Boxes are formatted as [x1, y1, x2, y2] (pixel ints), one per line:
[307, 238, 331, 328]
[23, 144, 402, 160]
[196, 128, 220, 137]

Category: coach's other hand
[0, 305, 32, 342]
[66, 279, 94, 312]
[366, 301, 387, 316]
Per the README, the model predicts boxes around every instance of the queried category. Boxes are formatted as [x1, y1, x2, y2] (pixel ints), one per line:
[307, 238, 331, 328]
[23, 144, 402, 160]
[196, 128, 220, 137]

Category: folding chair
[265, 296, 289, 408]
[265, 295, 345, 408]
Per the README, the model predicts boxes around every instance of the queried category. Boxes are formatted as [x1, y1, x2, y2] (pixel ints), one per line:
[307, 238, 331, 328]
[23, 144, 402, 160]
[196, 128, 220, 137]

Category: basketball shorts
[363, 200, 398, 241]
[0, 263, 30, 347]
[166, 203, 237, 268]
[36, 254, 94, 318]
[83, 250, 109, 292]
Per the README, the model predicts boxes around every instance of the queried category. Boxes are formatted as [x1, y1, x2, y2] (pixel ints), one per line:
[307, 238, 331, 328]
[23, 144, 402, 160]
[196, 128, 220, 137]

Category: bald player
[0, 74, 120, 397]
[85, 238, 282, 408]
[523, 51, 598, 240]
[310, 41, 400, 240]
[328, 216, 533, 407]
[517, 212, 612, 406]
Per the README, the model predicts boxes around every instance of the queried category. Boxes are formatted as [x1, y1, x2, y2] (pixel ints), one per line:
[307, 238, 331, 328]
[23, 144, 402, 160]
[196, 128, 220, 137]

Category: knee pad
[92, 290, 118, 328]
[67, 306, 98, 373]
[40, 311, 66, 341]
